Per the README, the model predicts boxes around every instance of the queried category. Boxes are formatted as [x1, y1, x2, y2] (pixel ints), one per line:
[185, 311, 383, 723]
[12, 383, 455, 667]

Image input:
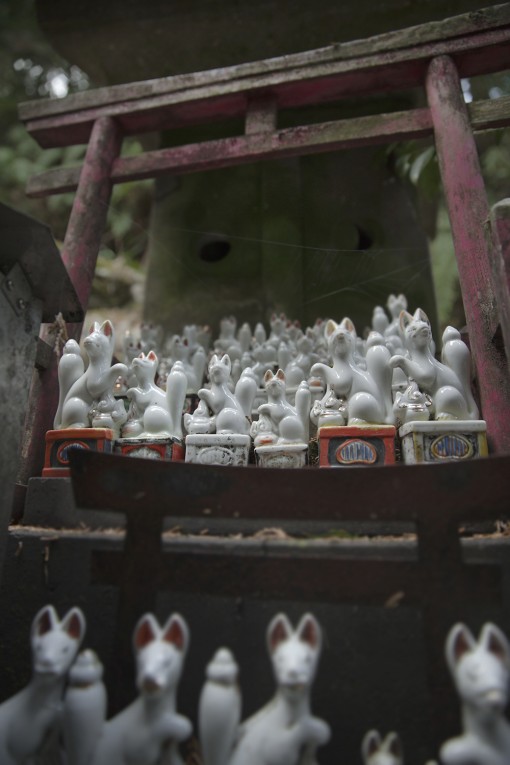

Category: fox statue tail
[441, 326, 479, 420]
[294, 380, 311, 443]
[199, 648, 241, 765]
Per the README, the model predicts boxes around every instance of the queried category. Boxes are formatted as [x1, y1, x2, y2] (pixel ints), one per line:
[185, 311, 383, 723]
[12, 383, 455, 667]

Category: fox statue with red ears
[62, 612, 192, 765]
[199, 613, 330, 765]
[0, 605, 86, 765]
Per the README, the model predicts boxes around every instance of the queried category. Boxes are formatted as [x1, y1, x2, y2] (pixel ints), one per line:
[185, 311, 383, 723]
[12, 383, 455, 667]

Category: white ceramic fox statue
[311, 318, 394, 426]
[122, 351, 187, 439]
[55, 320, 128, 435]
[0, 604, 86, 765]
[199, 613, 330, 765]
[440, 622, 510, 765]
[63, 612, 192, 765]
[389, 310, 478, 421]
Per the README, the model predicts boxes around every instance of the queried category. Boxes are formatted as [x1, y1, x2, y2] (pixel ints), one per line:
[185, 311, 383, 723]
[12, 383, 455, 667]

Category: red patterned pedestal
[115, 437, 184, 461]
[318, 425, 396, 468]
[43, 429, 115, 477]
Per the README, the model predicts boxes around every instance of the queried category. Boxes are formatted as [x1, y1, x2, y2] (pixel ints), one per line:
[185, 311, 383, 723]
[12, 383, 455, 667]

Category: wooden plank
[20, 25, 510, 148]
[26, 107, 432, 197]
[69, 449, 510, 523]
[426, 55, 510, 454]
[18, 3, 510, 123]
[25, 96, 510, 198]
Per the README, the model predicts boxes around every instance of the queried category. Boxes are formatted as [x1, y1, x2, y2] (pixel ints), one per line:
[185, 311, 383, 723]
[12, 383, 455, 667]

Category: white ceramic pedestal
[399, 420, 488, 464]
[185, 434, 251, 466]
[255, 442, 308, 468]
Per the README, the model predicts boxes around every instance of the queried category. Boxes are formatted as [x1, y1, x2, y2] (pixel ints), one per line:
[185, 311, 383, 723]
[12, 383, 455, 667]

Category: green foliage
[388, 140, 440, 200]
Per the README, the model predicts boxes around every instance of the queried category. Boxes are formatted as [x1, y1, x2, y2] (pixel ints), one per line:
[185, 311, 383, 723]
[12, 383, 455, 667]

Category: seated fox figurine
[199, 613, 330, 765]
[311, 318, 394, 426]
[0, 605, 86, 765]
[122, 351, 187, 439]
[62, 612, 192, 765]
[54, 320, 128, 436]
[184, 354, 256, 436]
[251, 369, 311, 446]
[389, 310, 479, 421]
[440, 622, 510, 765]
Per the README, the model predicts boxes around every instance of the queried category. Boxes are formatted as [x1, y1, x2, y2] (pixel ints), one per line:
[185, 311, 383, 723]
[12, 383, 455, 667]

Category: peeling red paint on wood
[27, 107, 433, 196]
[491, 199, 510, 370]
[61, 116, 121, 309]
[18, 4, 510, 125]
[19, 26, 510, 149]
[25, 96, 510, 198]
[426, 55, 510, 453]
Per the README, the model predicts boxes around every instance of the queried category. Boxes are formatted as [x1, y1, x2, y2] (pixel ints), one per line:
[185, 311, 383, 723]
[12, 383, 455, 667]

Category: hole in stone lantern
[199, 236, 231, 262]
[355, 226, 373, 251]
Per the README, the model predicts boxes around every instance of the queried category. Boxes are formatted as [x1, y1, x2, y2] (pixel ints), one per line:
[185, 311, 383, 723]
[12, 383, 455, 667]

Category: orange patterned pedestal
[43, 429, 115, 477]
[318, 425, 396, 468]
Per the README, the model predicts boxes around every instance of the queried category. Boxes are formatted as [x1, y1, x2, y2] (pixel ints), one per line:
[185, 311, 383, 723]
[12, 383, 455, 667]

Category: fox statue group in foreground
[1, 606, 509, 765]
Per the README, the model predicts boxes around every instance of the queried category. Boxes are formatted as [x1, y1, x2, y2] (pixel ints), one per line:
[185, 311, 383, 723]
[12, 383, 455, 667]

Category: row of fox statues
[0, 604, 508, 765]
[48, 292, 485, 471]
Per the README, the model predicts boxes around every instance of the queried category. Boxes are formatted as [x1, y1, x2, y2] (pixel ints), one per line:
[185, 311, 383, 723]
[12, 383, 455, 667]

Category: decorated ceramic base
[318, 425, 396, 468]
[399, 420, 488, 464]
[185, 433, 251, 466]
[43, 428, 115, 477]
[255, 442, 308, 468]
[115, 436, 184, 461]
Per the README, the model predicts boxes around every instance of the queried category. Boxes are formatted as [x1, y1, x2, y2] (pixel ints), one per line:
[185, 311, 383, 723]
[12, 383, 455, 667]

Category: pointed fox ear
[221, 354, 231, 370]
[362, 730, 382, 760]
[385, 732, 402, 759]
[61, 607, 86, 642]
[399, 310, 414, 332]
[89, 321, 100, 334]
[340, 317, 355, 334]
[414, 308, 429, 324]
[479, 623, 510, 668]
[100, 320, 114, 337]
[210, 354, 218, 366]
[133, 613, 159, 651]
[296, 613, 321, 650]
[276, 369, 286, 381]
[32, 605, 58, 638]
[325, 319, 338, 338]
[264, 369, 273, 384]
[147, 351, 157, 362]
[397, 294, 407, 307]
[162, 614, 189, 653]
[267, 613, 293, 654]
[446, 623, 476, 671]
